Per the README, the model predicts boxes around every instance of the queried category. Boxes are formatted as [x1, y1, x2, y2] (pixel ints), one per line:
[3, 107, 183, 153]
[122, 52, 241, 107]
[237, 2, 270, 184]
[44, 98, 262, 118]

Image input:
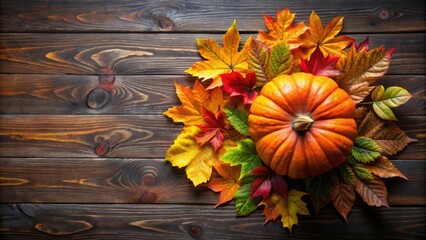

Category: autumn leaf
[250, 166, 288, 201]
[305, 171, 337, 213]
[300, 47, 340, 77]
[224, 107, 249, 136]
[247, 38, 293, 86]
[335, 44, 394, 104]
[164, 81, 225, 127]
[221, 72, 258, 104]
[186, 21, 250, 89]
[206, 162, 241, 207]
[234, 180, 260, 216]
[297, 11, 354, 59]
[364, 156, 407, 180]
[330, 179, 356, 222]
[221, 139, 263, 179]
[355, 175, 389, 208]
[165, 126, 219, 186]
[355, 107, 416, 156]
[195, 108, 226, 151]
[257, 7, 308, 49]
[349, 137, 382, 164]
[338, 164, 356, 185]
[371, 85, 412, 121]
[353, 164, 374, 180]
[261, 190, 309, 234]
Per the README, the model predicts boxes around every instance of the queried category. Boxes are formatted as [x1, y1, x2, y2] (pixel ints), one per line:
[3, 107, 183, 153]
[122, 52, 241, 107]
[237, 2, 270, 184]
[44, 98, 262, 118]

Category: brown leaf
[330, 180, 356, 222]
[355, 175, 389, 208]
[364, 156, 407, 180]
[355, 108, 416, 156]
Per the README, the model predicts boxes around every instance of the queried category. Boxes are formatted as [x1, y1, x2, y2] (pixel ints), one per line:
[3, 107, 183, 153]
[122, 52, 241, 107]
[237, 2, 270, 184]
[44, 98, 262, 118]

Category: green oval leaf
[371, 85, 412, 121]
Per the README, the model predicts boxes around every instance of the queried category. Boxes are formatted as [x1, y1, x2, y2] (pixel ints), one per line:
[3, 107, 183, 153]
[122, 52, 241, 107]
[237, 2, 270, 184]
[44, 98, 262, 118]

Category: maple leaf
[305, 171, 337, 213]
[335, 44, 394, 104]
[297, 11, 354, 59]
[355, 175, 389, 208]
[257, 7, 308, 49]
[250, 166, 288, 201]
[247, 38, 292, 86]
[330, 179, 356, 222]
[195, 108, 226, 151]
[355, 107, 416, 156]
[221, 139, 263, 179]
[186, 21, 250, 89]
[164, 81, 225, 127]
[260, 190, 309, 234]
[206, 162, 241, 207]
[300, 47, 340, 77]
[165, 126, 219, 186]
[364, 156, 407, 180]
[221, 72, 258, 104]
[371, 85, 412, 121]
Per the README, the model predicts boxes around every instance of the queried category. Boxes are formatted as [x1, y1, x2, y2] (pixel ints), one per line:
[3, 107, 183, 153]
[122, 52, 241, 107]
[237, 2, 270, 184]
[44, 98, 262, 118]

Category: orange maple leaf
[206, 162, 242, 207]
[186, 21, 250, 89]
[164, 80, 225, 127]
[257, 7, 308, 49]
[296, 11, 354, 60]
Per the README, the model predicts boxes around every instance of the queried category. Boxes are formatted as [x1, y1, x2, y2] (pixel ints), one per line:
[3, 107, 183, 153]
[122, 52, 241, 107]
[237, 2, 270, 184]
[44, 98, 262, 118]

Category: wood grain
[0, 159, 423, 205]
[1, 204, 425, 239]
[0, 115, 424, 159]
[1, 33, 425, 75]
[1, 74, 423, 115]
[1, 0, 424, 33]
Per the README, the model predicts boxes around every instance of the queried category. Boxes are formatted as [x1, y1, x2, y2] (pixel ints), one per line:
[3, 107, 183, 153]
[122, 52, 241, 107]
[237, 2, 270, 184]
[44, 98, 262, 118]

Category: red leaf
[250, 166, 288, 200]
[300, 47, 340, 77]
[195, 108, 226, 151]
[355, 175, 389, 208]
[330, 180, 356, 222]
[355, 37, 370, 52]
[221, 72, 258, 104]
[251, 177, 272, 200]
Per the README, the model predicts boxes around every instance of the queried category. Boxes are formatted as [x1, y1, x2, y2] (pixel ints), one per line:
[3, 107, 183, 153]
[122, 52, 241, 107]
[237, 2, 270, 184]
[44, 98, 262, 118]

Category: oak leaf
[260, 190, 309, 234]
[355, 108, 416, 156]
[257, 7, 308, 49]
[206, 162, 241, 207]
[364, 156, 407, 180]
[355, 175, 389, 208]
[330, 179, 356, 222]
[186, 21, 250, 89]
[165, 126, 219, 186]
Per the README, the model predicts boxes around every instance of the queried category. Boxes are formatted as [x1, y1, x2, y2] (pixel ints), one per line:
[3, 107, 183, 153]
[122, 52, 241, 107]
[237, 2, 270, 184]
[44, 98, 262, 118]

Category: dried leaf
[364, 156, 407, 180]
[206, 162, 241, 207]
[186, 21, 250, 89]
[371, 85, 412, 121]
[355, 175, 389, 208]
[356, 108, 416, 155]
[330, 180, 356, 222]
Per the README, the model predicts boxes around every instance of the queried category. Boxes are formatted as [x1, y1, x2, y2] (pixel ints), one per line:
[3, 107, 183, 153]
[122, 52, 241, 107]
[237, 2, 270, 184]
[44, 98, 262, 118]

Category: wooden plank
[0, 0, 425, 33]
[0, 158, 424, 205]
[1, 204, 425, 239]
[0, 115, 423, 159]
[1, 33, 425, 75]
[1, 74, 423, 115]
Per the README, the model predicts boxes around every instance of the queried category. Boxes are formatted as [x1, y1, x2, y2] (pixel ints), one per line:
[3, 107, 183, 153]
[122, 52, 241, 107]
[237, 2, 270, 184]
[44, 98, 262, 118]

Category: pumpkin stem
[292, 114, 314, 132]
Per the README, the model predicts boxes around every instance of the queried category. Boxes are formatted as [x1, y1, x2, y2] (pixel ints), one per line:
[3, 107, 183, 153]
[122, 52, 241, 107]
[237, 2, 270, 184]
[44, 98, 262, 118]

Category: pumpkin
[248, 72, 357, 179]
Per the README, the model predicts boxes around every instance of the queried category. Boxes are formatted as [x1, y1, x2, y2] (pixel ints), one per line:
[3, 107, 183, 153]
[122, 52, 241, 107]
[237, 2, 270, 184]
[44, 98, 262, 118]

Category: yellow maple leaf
[165, 126, 219, 186]
[297, 11, 354, 60]
[186, 21, 250, 89]
[260, 190, 309, 234]
[257, 7, 308, 49]
[164, 80, 225, 127]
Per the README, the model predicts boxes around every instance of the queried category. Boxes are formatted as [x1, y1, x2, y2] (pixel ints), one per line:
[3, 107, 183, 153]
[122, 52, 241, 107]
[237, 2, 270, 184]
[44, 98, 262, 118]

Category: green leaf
[221, 139, 263, 178]
[350, 137, 382, 163]
[371, 85, 412, 121]
[268, 42, 292, 79]
[353, 164, 374, 180]
[224, 107, 249, 136]
[234, 182, 260, 216]
[305, 171, 337, 213]
[338, 164, 356, 185]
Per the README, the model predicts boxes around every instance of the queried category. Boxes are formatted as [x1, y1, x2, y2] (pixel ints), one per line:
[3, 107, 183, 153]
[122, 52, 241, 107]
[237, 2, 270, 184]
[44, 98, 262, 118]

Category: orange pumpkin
[248, 73, 357, 179]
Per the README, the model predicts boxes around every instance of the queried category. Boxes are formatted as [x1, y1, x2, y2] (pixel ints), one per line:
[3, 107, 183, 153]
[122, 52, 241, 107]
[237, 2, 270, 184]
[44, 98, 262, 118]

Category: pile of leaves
[164, 8, 415, 233]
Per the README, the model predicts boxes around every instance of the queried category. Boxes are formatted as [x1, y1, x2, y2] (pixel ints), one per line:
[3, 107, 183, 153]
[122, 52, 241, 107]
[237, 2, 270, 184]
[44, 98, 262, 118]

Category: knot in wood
[377, 8, 390, 20]
[86, 88, 110, 109]
[95, 141, 110, 156]
[139, 191, 158, 203]
[156, 16, 174, 31]
[142, 172, 157, 186]
[188, 225, 203, 238]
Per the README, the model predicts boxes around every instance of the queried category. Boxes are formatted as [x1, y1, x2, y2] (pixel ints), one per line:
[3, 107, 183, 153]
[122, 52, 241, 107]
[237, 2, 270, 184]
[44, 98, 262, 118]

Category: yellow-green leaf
[282, 190, 309, 233]
[165, 127, 219, 186]
[371, 85, 412, 121]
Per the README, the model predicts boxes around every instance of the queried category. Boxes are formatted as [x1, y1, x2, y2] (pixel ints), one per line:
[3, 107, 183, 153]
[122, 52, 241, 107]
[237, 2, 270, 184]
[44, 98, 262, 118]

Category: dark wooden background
[0, 0, 425, 239]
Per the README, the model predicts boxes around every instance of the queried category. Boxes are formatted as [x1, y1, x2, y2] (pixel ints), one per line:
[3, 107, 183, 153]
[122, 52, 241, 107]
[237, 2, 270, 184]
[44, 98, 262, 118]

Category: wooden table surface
[0, 1, 425, 239]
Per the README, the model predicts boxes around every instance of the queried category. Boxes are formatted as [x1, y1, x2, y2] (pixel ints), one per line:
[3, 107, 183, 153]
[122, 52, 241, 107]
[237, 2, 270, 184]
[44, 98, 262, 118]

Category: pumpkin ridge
[271, 131, 298, 175]
[308, 81, 339, 117]
[251, 96, 293, 122]
[305, 132, 333, 176]
[271, 76, 299, 114]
